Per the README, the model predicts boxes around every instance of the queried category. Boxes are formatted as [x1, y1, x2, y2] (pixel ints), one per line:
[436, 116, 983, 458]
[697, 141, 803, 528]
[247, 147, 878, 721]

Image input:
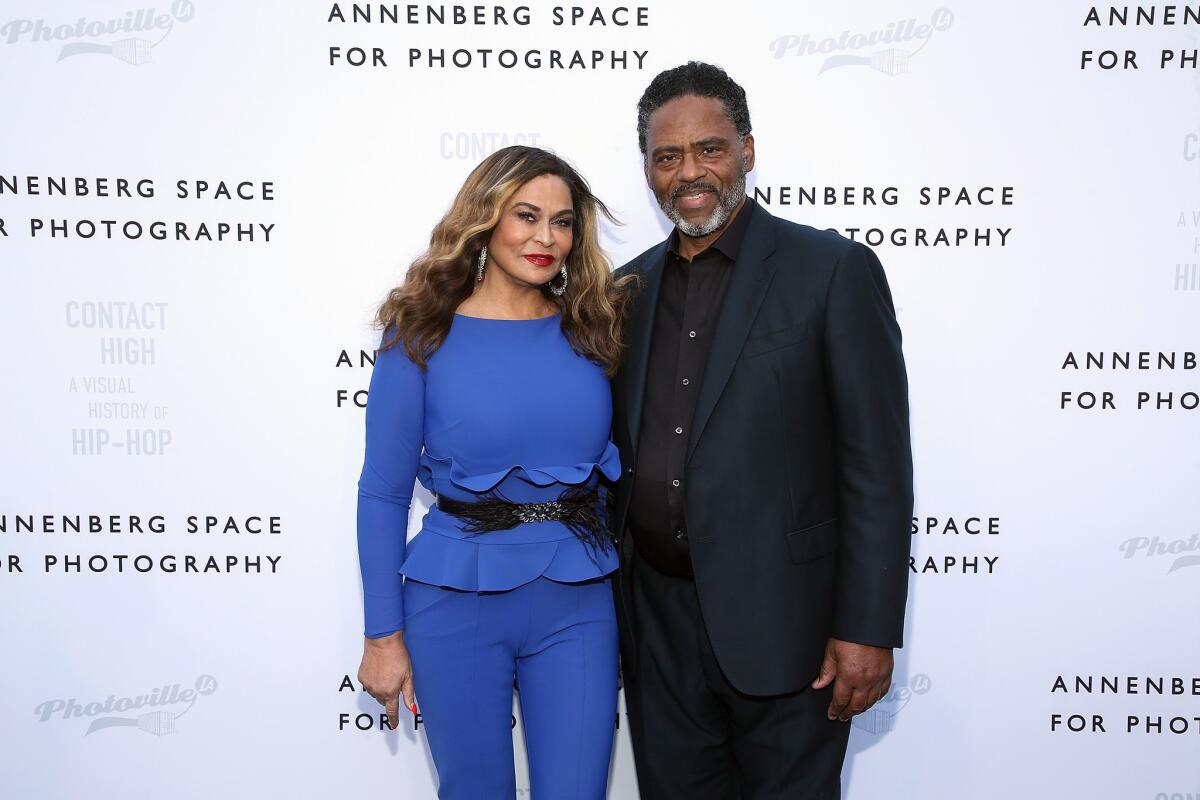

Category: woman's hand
[358, 631, 416, 731]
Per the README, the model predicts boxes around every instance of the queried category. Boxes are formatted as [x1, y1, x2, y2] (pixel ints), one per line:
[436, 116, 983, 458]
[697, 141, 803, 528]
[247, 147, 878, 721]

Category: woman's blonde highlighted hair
[375, 146, 633, 376]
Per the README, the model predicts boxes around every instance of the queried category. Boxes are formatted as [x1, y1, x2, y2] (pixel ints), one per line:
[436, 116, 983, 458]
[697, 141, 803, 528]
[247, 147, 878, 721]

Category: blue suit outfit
[356, 312, 620, 799]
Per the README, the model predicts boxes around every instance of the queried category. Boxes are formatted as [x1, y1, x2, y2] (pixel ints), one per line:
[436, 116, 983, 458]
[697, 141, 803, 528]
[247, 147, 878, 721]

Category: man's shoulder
[613, 239, 668, 279]
[763, 208, 864, 263]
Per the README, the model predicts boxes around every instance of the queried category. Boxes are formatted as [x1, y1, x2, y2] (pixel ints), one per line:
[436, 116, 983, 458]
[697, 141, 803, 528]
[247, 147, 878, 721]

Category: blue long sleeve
[356, 335, 425, 638]
[355, 313, 620, 636]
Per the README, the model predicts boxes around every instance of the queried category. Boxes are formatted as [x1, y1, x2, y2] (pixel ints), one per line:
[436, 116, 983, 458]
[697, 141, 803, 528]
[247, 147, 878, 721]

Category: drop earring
[547, 263, 568, 296]
[476, 245, 488, 282]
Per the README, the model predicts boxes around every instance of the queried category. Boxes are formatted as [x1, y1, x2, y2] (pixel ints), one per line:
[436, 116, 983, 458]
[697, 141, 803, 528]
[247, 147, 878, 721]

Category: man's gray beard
[660, 170, 747, 238]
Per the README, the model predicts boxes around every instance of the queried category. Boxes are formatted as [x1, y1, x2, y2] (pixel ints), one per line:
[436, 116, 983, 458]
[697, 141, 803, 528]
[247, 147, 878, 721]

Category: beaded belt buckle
[435, 486, 614, 554]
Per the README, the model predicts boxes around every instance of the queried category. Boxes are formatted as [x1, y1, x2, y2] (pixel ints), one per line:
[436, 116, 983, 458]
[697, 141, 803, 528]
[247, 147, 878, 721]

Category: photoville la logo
[769, 8, 954, 76]
[851, 673, 931, 734]
[1119, 533, 1200, 574]
[33, 674, 217, 736]
[1, 1, 195, 66]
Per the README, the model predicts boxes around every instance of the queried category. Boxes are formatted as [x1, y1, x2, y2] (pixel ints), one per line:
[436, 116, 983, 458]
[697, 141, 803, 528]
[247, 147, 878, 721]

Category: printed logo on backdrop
[1079, 7, 1200, 73]
[336, 346, 374, 409]
[1058, 351, 1199, 414]
[1049, 673, 1200, 737]
[1, 513, 285, 579]
[1178, 204, 1200, 293]
[34, 674, 217, 736]
[1177, 33, 1200, 293]
[751, 184, 1016, 251]
[769, 8, 954, 76]
[1119, 532, 1200, 574]
[851, 674, 931, 734]
[911, 515, 1000, 576]
[337, 673, 621, 733]
[326, 4, 652, 72]
[1, 1, 195, 66]
[63, 300, 172, 457]
[441, 131, 542, 161]
[0, 176, 277, 246]
[1192, 29, 1200, 176]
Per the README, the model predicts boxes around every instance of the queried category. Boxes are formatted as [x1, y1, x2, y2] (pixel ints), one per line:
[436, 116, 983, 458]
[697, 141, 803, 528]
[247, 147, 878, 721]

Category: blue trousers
[403, 575, 619, 800]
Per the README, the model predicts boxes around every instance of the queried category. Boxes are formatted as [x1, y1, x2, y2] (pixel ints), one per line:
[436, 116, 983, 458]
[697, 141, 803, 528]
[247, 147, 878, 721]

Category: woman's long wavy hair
[374, 146, 634, 376]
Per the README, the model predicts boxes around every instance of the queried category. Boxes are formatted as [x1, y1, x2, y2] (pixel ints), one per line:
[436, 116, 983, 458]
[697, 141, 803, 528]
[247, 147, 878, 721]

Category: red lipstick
[523, 254, 554, 267]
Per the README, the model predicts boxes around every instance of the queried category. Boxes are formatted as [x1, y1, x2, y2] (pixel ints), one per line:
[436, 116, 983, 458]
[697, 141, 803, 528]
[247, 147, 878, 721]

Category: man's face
[643, 94, 755, 238]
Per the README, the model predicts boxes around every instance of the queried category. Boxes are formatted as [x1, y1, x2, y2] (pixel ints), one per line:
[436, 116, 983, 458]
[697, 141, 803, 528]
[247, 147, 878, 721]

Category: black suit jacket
[610, 201, 913, 697]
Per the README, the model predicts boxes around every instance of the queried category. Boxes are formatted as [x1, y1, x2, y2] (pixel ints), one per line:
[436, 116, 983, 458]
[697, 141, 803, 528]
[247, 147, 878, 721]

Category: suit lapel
[686, 206, 779, 463]
[619, 241, 669, 454]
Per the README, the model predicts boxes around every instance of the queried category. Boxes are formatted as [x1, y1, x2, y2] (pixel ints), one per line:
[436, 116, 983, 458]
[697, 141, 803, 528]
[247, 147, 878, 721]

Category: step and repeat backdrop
[1, 0, 1198, 797]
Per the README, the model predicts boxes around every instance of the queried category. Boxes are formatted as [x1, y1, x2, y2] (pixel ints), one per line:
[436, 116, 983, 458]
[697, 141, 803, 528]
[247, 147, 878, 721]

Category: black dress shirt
[628, 197, 755, 577]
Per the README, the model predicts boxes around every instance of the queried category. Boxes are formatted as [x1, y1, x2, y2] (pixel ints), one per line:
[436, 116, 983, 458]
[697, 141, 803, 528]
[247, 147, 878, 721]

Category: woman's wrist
[364, 629, 405, 648]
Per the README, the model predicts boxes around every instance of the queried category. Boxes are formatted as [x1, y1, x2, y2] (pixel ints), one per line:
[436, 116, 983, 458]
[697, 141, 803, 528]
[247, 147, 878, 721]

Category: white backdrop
[2, 1, 1198, 797]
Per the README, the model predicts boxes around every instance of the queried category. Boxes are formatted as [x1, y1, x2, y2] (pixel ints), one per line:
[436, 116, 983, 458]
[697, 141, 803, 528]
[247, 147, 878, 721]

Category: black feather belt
[435, 485, 613, 555]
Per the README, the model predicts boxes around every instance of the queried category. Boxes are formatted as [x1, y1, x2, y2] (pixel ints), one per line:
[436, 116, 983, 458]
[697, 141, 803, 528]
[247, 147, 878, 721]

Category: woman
[355, 146, 631, 799]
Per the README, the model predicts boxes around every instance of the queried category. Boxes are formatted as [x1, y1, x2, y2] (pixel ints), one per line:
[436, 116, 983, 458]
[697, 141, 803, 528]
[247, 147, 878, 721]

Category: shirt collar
[667, 195, 756, 264]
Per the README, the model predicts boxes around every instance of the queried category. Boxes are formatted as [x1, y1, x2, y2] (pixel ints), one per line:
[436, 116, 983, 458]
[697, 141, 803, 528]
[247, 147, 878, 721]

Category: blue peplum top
[356, 312, 621, 638]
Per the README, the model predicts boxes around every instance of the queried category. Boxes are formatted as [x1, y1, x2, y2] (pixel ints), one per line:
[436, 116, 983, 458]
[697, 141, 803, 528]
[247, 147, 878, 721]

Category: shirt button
[674, 427, 683, 434]
[681, 378, 690, 386]
[625, 467, 633, 474]
[671, 479, 680, 487]
[688, 330, 697, 338]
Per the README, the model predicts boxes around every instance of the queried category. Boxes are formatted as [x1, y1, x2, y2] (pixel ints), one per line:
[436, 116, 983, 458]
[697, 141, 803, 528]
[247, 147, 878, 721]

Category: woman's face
[485, 173, 574, 289]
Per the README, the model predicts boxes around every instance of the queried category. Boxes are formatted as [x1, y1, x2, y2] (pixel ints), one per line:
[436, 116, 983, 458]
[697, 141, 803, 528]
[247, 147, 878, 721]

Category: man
[610, 62, 913, 799]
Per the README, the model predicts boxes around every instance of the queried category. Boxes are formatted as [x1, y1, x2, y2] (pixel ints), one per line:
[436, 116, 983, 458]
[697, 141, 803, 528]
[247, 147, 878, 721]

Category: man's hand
[810, 637, 893, 722]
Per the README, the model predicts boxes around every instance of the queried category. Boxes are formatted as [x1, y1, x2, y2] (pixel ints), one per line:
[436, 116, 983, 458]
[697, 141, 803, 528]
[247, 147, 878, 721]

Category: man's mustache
[671, 182, 719, 200]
